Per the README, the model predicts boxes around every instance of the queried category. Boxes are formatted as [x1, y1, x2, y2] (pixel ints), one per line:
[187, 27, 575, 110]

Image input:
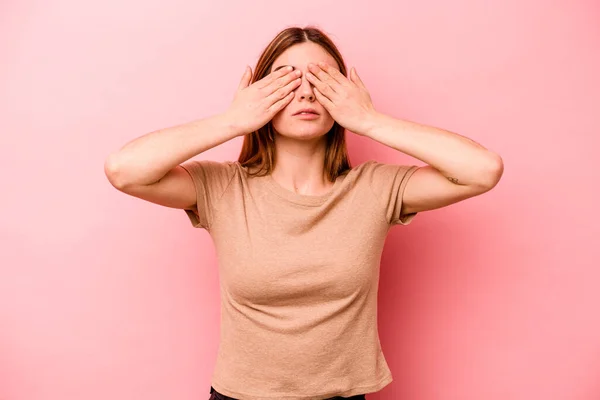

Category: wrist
[217, 111, 245, 138]
[362, 111, 385, 137]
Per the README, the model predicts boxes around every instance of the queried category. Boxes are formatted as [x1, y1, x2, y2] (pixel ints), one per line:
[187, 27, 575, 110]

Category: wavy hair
[237, 26, 352, 182]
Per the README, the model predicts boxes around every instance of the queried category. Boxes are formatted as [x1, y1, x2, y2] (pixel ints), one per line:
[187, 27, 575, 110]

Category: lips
[293, 108, 319, 116]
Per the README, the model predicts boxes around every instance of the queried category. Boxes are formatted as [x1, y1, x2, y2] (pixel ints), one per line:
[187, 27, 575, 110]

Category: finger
[351, 67, 366, 89]
[317, 61, 351, 88]
[307, 63, 340, 93]
[306, 71, 337, 100]
[267, 90, 295, 114]
[313, 87, 334, 110]
[237, 66, 252, 91]
[257, 65, 295, 89]
[264, 68, 302, 95]
[265, 76, 302, 106]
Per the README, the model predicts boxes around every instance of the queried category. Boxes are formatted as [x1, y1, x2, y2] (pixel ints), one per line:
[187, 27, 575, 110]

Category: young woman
[104, 26, 503, 400]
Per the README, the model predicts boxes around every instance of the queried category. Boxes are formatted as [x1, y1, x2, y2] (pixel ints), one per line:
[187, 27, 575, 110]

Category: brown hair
[237, 26, 352, 182]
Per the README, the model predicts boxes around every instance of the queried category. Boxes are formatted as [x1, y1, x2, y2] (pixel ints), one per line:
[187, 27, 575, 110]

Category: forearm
[364, 112, 503, 187]
[105, 112, 239, 187]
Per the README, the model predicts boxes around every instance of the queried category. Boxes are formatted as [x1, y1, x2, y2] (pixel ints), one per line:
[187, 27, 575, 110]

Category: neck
[271, 134, 331, 195]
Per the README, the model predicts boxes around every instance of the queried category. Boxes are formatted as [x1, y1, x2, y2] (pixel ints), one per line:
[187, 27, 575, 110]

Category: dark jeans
[209, 385, 366, 399]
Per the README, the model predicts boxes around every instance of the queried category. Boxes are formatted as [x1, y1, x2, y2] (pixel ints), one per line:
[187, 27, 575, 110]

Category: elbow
[104, 153, 130, 190]
[475, 152, 504, 191]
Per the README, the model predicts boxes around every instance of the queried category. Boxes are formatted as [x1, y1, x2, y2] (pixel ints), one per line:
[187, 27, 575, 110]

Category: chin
[284, 131, 328, 141]
[272, 120, 334, 140]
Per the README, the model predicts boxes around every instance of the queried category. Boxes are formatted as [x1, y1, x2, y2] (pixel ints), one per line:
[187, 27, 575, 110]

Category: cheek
[270, 112, 286, 132]
[271, 110, 285, 123]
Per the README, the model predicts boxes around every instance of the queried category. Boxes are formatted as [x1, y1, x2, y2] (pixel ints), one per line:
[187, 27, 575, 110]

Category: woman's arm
[301, 61, 503, 215]
[103, 113, 241, 211]
[364, 112, 504, 215]
[103, 65, 301, 211]
[104, 113, 239, 189]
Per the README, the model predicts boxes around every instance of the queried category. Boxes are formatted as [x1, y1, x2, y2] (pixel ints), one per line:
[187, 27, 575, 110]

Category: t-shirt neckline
[265, 173, 343, 206]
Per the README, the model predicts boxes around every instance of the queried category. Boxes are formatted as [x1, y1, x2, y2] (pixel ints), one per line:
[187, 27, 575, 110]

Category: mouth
[293, 112, 320, 120]
[293, 109, 320, 116]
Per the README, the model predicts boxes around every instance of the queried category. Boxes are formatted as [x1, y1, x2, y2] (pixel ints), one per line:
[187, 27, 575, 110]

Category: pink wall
[1, 1, 599, 399]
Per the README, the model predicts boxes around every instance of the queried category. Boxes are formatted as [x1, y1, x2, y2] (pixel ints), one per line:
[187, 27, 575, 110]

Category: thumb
[237, 65, 252, 91]
[351, 67, 366, 89]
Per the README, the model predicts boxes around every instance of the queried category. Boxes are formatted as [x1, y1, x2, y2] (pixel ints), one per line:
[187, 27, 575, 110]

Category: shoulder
[181, 159, 240, 177]
[351, 159, 418, 185]
[180, 159, 242, 195]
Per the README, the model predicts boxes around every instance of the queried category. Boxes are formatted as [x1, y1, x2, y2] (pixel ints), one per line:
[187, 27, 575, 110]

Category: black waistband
[210, 386, 366, 400]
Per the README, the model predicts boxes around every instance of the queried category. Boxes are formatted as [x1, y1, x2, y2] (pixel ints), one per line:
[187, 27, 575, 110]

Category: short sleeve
[365, 160, 420, 226]
[179, 159, 237, 229]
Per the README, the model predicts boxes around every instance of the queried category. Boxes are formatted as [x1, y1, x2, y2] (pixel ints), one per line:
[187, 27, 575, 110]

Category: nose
[296, 70, 315, 101]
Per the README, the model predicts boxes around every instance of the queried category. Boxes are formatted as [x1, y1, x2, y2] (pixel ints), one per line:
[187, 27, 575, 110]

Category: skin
[269, 42, 340, 195]
[104, 40, 502, 223]
[268, 42, 504, 215]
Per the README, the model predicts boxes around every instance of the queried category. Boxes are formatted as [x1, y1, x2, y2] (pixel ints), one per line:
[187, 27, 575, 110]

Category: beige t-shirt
[180, 159, 418, 400]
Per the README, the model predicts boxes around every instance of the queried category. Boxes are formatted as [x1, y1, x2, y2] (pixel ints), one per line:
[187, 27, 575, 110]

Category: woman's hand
[305, 62, 377, 136]
[226, 66, 302, 136]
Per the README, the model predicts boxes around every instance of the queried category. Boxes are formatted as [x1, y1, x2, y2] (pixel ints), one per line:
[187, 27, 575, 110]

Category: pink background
[1, 1, 599, 399]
